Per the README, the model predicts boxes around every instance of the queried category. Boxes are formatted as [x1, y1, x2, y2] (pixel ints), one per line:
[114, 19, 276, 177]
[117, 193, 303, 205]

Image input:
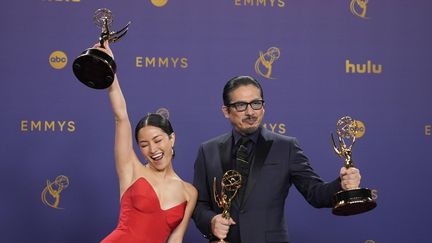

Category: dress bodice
[101, 177, 186, 243]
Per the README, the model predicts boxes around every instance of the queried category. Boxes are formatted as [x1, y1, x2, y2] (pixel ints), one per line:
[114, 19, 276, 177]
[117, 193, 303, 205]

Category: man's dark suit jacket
[192, 127, 342, 243]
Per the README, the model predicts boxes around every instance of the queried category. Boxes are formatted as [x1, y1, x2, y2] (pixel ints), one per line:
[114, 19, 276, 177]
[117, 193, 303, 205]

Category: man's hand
[340, 167, 361, 190]
[211, 214, 236, 240]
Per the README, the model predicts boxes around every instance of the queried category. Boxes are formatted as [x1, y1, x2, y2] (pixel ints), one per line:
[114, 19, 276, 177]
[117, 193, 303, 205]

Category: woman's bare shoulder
[180, 180, 197, 201]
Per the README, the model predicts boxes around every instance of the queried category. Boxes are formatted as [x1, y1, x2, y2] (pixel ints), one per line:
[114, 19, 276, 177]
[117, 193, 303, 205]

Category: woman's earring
[171, 147, 175, 157]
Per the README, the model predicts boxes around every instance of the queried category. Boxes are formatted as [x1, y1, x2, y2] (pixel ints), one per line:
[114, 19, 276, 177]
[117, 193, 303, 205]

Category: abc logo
[354, 120, 366, 138]
[49, 51, 68, 69]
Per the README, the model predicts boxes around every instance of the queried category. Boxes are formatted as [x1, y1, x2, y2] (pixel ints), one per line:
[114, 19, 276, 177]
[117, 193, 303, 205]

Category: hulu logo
[345, 59, 382, 74]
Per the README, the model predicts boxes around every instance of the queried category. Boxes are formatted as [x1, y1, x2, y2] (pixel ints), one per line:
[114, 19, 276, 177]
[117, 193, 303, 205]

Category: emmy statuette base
[332, 188, 377, 216]
[72, 48, 117, 89]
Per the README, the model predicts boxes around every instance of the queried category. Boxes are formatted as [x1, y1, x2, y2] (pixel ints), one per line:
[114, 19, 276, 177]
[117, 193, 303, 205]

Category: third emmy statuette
[212, 170, 242, 243]
[331, 116, 377, 216]
[72, 8, 131, 89]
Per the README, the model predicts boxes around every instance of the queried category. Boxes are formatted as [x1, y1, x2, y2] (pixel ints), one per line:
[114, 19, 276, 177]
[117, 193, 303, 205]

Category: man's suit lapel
[241, 129, 273, 208]
[219, 134, 233, 174]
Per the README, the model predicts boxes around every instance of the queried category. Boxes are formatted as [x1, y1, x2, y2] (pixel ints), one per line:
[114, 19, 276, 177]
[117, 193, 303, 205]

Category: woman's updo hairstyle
[134, 113, 174, 144]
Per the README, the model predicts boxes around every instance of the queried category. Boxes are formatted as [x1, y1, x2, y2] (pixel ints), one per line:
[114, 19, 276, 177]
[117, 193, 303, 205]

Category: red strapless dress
[101, 177, 187, 243]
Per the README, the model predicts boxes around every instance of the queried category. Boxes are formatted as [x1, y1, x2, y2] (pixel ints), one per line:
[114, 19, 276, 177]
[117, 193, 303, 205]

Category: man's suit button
[240, 209, 246, 214]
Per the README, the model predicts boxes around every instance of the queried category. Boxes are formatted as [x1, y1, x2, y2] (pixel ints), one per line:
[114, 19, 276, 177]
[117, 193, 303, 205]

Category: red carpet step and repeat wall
[1, 1, 431, 242]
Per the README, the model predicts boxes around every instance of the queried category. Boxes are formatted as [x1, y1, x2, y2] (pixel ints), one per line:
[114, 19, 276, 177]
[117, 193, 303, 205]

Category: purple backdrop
[1, 0, 431, 242]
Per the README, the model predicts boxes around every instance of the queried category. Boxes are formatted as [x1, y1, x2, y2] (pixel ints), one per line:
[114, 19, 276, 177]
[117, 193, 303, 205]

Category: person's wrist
[209, 215, 218, 239]
[204, 232, 214, 239]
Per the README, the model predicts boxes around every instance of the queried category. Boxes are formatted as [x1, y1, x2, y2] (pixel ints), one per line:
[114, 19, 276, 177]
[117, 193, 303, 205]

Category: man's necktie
[236, 137, 250, 205]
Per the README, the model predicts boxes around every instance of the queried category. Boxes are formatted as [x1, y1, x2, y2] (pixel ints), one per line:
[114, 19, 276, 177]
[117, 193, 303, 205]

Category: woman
[99, 42, 197, 243]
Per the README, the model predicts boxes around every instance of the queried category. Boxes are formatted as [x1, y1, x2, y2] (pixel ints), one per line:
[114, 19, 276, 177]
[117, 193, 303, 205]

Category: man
[192, 75, 361, 243]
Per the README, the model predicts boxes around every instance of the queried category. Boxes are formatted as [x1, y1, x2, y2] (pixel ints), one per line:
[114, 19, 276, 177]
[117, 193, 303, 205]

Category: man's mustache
[242, 116, 257, 122]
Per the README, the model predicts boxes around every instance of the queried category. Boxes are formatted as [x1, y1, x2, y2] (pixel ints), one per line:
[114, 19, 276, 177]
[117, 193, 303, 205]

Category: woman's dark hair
[222, 75, 264, 106]
[134, 113, 174, 144]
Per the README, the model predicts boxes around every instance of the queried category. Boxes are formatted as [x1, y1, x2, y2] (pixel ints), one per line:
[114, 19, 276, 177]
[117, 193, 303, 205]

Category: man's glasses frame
[227, 99, 265, 112]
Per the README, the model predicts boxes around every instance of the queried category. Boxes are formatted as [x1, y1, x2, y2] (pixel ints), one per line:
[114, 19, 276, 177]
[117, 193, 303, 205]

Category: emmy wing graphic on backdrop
[254, 47, 280, 79]
[331, 116, 377, 216]
[72, 8, 131, 89]
[41, 175, 70, 209]
[350, 0, 370, 19]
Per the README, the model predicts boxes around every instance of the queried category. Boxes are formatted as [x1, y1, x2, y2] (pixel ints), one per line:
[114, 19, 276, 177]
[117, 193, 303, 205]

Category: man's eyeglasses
[227, 100, 265, 112]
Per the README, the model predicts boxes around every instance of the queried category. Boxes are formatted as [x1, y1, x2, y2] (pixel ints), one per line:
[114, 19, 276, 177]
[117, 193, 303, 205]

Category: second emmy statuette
[212, 170, 242, 243]
[331, 116, 377, 216]
[72, 8, 131, 89]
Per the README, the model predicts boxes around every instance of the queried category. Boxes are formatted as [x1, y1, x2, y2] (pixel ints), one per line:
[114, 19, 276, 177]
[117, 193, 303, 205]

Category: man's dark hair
[222, 75, 264, 106]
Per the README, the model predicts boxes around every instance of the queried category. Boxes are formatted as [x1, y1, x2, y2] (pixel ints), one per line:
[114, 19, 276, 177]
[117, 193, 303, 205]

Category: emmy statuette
[72, 8, 130, 89]
[331, 116, 377, 216]
[211, 170, 242, 243]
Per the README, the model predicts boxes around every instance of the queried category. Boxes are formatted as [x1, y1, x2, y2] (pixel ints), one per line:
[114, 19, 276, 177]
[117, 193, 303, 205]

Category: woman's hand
[93, 40, 114, 59]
